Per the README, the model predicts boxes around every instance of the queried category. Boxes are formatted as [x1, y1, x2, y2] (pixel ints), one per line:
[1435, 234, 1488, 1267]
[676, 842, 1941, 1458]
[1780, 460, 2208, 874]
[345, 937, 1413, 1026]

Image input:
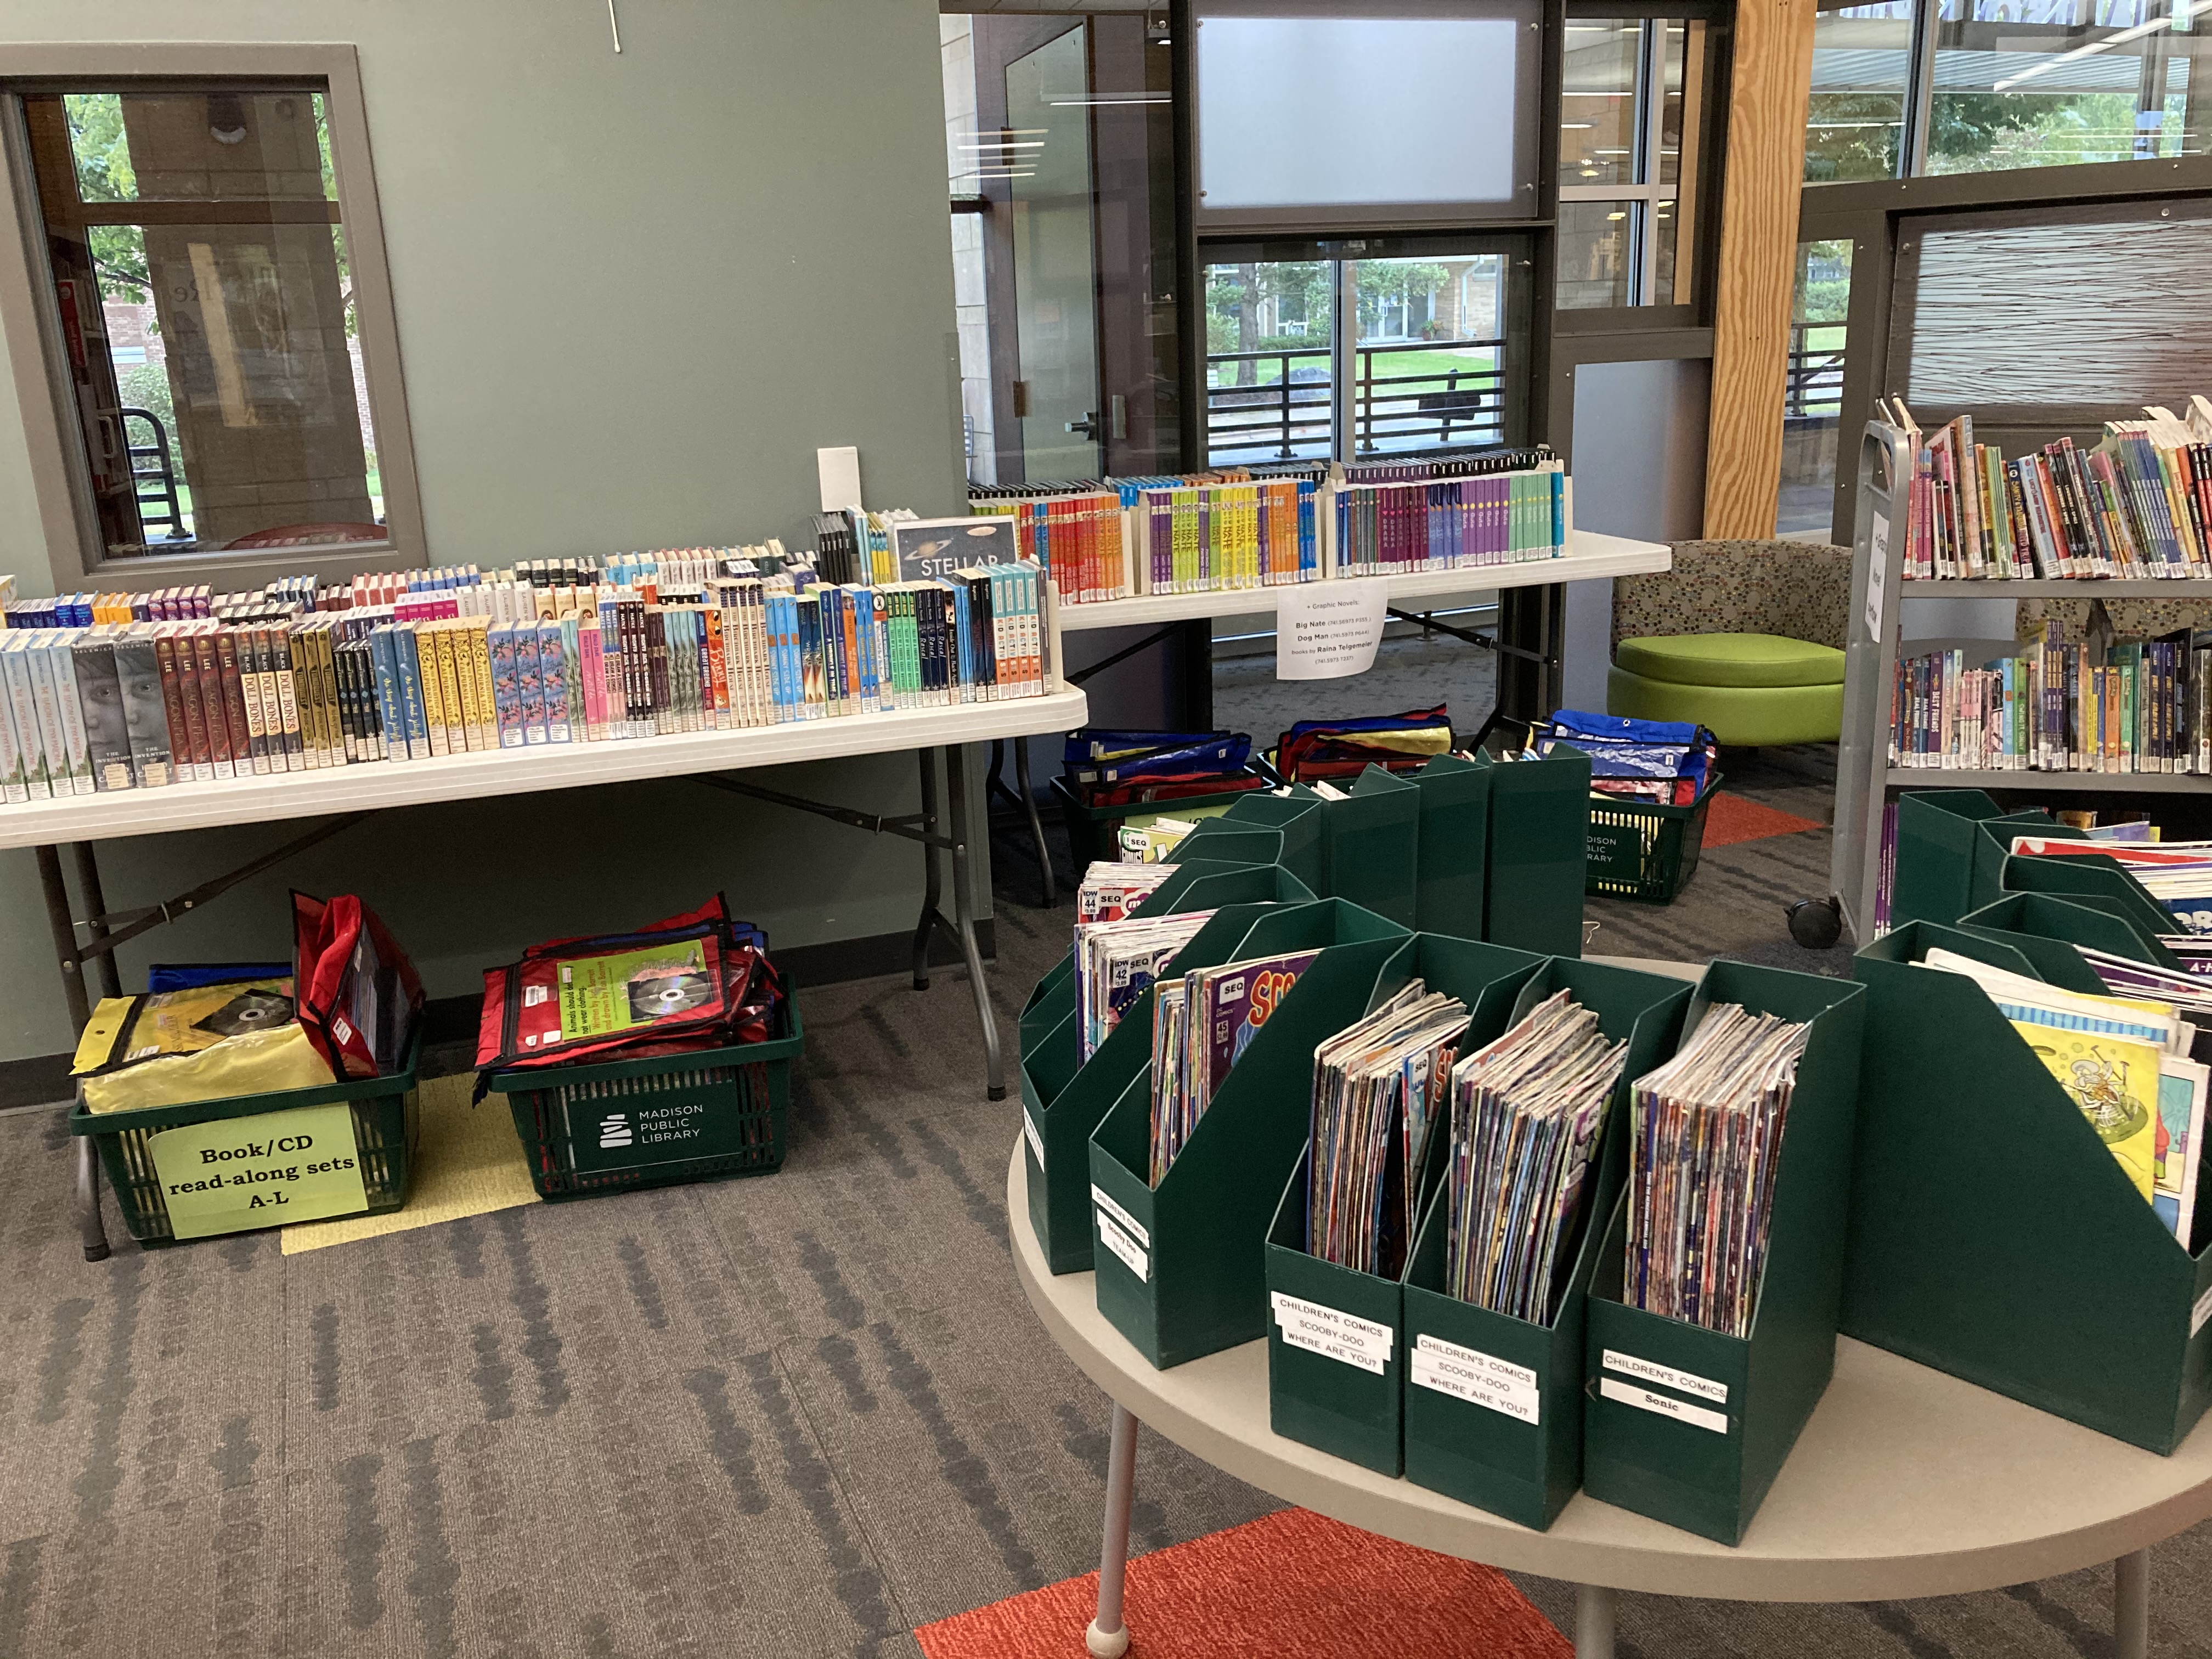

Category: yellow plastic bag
[74, 979, 337, 1115]
[79, 1021, 335, 1115]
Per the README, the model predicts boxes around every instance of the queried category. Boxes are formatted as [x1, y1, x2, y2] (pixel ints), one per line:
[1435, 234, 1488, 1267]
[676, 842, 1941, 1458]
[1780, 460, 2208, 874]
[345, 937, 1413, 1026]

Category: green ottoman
[1607, 632, 1844, 747]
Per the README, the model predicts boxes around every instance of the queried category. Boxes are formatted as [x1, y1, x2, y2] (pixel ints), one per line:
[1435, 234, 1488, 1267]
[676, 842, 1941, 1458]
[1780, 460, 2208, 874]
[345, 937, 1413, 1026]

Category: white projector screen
[1195, 12, 1528, 214]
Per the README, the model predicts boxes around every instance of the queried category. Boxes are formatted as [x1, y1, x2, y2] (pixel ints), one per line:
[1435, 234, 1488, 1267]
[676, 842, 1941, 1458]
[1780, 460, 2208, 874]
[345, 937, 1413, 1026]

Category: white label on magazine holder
[1601, 1376, 1729, 1435]
[1269, 1292, 1392, 1373]
[2193, 1283, 2212, 1337]
[1097, 1214, 1148, 1281]
[1090, 1184, 1149, 1248]
[1602, 1348, 1729, 1404]
[1023, 1109, 1045, 1169]
[1408, 1334, 1539, 1424]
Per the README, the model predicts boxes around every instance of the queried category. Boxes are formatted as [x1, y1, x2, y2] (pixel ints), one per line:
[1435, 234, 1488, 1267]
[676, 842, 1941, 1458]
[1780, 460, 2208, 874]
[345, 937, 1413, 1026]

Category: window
[1559, 16, 1710, 309]
[1806, 0, 2211, 182]
[1777, 238, 1852, 537]
[1204, 242, 1528, 466]
[2, 52, 417, 577]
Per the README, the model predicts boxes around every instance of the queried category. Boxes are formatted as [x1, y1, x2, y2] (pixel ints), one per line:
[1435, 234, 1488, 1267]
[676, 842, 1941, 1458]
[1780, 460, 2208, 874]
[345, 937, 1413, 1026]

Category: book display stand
[1849, 924, 2212, 1454]
[8, 686, 1089, 1261]
[1409, 755, 1494, 940]
[1580, 961, 1867, 1547]
[1953, 891, 2172, 988]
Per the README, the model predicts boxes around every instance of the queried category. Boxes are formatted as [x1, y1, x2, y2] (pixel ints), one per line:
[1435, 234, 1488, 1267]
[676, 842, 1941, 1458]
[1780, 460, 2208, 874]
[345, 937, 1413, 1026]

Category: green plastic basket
[488, 993, 803, 1201]
[1048, 773, 1270, 870]
[1584, 774, 1724, 905]
[67, 1028, 422, 1246]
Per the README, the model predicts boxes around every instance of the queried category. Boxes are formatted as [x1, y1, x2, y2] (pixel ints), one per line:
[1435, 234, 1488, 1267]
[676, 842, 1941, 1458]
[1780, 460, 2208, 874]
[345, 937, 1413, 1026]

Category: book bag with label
[292, 891, 425, 1080]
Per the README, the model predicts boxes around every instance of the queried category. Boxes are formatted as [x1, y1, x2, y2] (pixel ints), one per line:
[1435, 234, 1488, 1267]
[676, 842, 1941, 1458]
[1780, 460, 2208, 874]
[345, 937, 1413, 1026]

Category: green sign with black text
[148, 1103, 370, 1239]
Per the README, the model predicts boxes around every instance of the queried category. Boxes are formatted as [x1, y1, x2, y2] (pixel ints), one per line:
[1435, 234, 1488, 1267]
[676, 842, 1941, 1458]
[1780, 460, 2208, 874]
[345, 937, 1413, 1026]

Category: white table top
[1009, 1139, 2212, 1601]
[1054, 531, 1670, 632]
[0, 687, 1090, 850]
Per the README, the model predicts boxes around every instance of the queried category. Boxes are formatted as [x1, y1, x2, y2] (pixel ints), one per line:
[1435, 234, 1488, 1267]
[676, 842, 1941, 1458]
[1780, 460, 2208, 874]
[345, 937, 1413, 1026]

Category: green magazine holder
[1262, 934, 1550, 1476]
[1889, 789, 2062, 929]
[1023, 899, 1286, 1274]
[1130, 858, 1319, 921]
[1087, 899, 1413, 1367]
[1955, 891, 2182, 985]
[1316, 764, 1421, 927]
[2001, 849, 2177, 944]
[1161, 819, 1286, 874]
[1409, 753, 1494, 940]
[1397, 957, 1691, 1522]
[1475, 746, 1591, 957]
[1846, 923, 2212, 1454]
[1581, 960, 1866, 1546]
[1222, 787, 1328, 894]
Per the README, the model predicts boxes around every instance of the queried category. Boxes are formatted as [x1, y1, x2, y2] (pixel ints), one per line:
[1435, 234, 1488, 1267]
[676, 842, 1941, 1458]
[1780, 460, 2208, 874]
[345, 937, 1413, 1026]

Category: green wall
[0, 0, 983, 1064]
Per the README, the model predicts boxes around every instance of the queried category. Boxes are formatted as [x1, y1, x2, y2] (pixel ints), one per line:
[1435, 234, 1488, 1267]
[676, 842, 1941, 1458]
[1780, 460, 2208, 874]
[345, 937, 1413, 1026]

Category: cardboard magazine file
[1476, 747, 1592, 957]
[1581, 961, 1866, 1547]
[1264, 934, 1550, 1476]
[2001, 850, 2178, 944]
[1845, 926, 2212, 1455]
[1888, 789, 2059, 929]
[1955, 892, 2185, 986]
[1023, 900, 1286, 1274]
[1410, 754, 1494, 941]
[1088, 899, 1414, 1368]
[1221, 788, 1329, 895]
[1400, 957, 1694, 1523]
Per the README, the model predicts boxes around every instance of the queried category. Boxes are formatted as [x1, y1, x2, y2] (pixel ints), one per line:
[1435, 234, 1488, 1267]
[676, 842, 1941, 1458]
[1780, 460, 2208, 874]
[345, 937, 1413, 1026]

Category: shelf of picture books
[967, 449, 1573, 608]
[68, 890, 795, 1247]
[1875, 787, 2212, 963]
[1848, 921, 2212, 1453]
[1884, 397, 2212, 584]
[1263, 955, 1860, 1548]
[0, 541, 1068, 819]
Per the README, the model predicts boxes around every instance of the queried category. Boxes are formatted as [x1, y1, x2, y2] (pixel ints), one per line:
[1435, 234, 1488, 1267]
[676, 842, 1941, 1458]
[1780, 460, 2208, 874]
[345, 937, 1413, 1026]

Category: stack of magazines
[1626, 1005, 1811, 1338]
[1445, 991, 1628, 1322]
[1304, 983, 1470, 1277]
[1074, 911, 1212, 1062]
[1148, 947, 1321, 1182]
[1075, 861, 1175, 924]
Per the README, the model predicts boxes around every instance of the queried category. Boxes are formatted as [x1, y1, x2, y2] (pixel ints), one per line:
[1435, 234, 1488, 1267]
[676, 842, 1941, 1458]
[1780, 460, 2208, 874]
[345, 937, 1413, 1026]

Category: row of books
[0, 562, 1054, 805]
[968, 451, 1570, 604]
[1150, 945, 1319, 1183]
[1889, 623, 2211, 774]
[1074, 910, 1213, 1064]
[1896, 400, 2212, 580]
[1299, 979, 1809, 1340]
[2011, 834, 2212, 940]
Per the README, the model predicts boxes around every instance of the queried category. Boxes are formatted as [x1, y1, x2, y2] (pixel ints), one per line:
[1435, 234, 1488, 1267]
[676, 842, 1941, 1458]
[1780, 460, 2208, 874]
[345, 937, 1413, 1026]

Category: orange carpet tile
[1701, 791, 1822, 849]
[915, 1507, 1572, 1659]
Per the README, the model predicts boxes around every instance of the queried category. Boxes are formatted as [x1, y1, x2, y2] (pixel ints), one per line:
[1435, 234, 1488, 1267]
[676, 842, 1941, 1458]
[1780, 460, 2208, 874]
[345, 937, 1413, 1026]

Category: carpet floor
[2, 636, 2205, 1656]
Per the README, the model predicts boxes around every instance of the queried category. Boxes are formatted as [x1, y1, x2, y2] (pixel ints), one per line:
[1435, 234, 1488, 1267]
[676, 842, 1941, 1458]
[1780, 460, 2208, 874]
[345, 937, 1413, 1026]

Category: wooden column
[1701, 0, 1818, 539]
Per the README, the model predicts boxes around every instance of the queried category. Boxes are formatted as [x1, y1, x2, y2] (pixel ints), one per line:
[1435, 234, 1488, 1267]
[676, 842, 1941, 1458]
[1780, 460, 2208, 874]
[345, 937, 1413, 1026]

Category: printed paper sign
[1864, 510, 1889, 642]
[1408, 1333, 1540, 1424]
[1600, 1376, 1729, 1435]
[2193, 1283, 2212, 1337]
[1090, 1183, 1150, 1247]
[892, 517, 1018, 583]
[1276, 579, 1387, 681]
[1602, 1348, 1729, 1404]
[1097, 1213, 1148, 1280]
[1269, 1291, 1393, 1373]
[148, 1103, 369, 1240]
[817, 445, 862, 512]
[1023, 1108, 1045, 1169]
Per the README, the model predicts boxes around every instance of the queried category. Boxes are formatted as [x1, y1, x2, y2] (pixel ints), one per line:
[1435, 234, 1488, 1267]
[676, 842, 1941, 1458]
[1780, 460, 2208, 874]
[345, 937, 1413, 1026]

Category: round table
[1009, 1141, 2212, 1657]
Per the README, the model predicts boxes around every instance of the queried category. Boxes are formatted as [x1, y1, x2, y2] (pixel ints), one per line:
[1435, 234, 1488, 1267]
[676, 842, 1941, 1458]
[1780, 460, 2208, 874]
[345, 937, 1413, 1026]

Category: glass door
[1007, 26, 1104, 480]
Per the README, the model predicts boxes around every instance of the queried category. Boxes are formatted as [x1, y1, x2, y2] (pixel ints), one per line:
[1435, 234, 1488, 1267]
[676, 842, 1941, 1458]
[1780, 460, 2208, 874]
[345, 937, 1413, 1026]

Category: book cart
[1830, 419, 2212, 946]
[1009, 957, 2212, 1659]
[3, 683, 1088, 1261]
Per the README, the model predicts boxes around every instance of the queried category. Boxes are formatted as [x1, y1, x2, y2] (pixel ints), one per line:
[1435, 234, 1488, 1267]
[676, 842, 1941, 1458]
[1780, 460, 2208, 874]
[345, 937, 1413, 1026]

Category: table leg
[1012, 737, 1055, 909]
[912, 748, 943, 991]
[36, 845, 110, 1262]
[1087, 1403, 1139, 1659]
[944, 743, 1006, 1101]
[2114, 1548, 2149, 1659]
[70, 842, 123, 1000]
[1574, 1583, 1616, 1659]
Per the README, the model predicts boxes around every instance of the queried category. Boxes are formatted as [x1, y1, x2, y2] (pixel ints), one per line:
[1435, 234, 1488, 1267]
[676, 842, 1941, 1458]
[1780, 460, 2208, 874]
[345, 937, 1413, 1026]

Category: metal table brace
[40, 741, 1007, 1263]
[1082, 1405, 2157, 1659]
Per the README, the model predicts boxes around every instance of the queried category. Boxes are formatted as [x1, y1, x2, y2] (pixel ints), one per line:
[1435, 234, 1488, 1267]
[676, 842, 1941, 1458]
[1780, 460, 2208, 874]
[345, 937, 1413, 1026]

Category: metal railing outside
[1786, 323, 1845, 419]
[1204, 336, 1508, 467]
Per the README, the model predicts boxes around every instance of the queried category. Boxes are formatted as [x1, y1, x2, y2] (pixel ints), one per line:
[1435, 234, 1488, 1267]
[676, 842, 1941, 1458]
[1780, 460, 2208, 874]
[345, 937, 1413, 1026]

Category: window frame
[0, 42, 424, 592]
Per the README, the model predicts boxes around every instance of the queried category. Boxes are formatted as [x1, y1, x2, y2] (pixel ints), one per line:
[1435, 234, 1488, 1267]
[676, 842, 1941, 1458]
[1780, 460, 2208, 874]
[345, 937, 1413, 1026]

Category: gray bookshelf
[1832, 421, 2212, 942]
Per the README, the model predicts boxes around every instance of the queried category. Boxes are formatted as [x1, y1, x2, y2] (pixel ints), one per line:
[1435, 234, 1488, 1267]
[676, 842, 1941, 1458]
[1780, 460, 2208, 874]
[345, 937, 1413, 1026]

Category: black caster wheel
[1786, 896, 1844, 950]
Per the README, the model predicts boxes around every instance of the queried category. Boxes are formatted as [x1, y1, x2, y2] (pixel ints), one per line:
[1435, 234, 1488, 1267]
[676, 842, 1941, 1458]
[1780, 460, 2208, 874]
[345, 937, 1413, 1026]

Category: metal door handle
[1064, 411, 1101, 438]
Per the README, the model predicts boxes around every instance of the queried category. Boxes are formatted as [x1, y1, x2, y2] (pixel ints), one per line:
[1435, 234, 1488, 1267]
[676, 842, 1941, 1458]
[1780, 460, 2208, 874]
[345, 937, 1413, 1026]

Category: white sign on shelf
[1276, 578, 1387, 681]
[1864, 510, 1889, 642]
[817, 445, 863, 513]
